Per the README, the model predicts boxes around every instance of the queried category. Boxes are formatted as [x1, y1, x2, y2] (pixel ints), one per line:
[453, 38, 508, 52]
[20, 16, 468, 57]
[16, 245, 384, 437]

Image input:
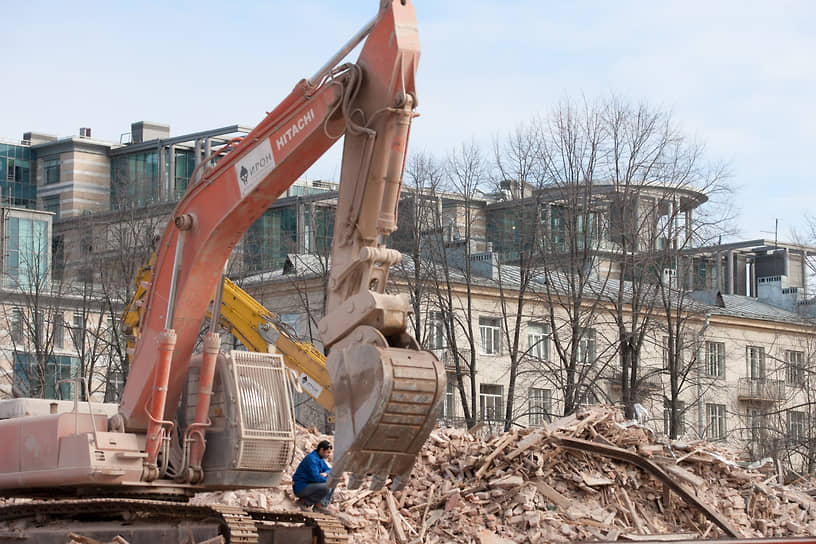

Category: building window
[427, 311, 446, 350]
[748, 409, 765, 442]
[13, 353, 78, 399]
[441, 379, 456, 421]
[10, 307, 24, 344]
[529, 388, 551, 426]
[576, 328, 595, 364]
[787, 410, 805, 441]
[527, 323, 549, 361]
[786, 350, 805, 386]
[747, 346, 765, 379]
[44, 158, 60, 185]
[4, 216, 49, 289]
[479, 384, 503, 422]
[479, 317, 501, 356]
[662, 267, 677, 287]
[105, 367, 125, 403]
[72, 313, 86, 352]
[13, 352, 39, 397]
[104, 316, 115, 344]
[705, 342, 725, 378]
[49, 356, 79, 399]
[42, 196, 60, 218]
[705, 403, 726, 440]
[53, 311, 64, 349]
[663, 400, 686, 436]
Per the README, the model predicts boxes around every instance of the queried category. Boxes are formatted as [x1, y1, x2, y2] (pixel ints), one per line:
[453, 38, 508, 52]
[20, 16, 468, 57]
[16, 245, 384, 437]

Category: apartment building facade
[247, 251, 815, 468]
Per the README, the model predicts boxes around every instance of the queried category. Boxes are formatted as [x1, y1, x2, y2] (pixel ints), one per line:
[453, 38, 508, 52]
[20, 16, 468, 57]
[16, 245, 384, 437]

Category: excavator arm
[119, 0, 443, 489]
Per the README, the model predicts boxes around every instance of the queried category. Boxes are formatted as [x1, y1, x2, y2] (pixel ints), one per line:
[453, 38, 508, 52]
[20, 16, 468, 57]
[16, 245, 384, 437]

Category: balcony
[437, 415, 470, 429]
[737, 378, 785, 403]
[434, 349, 472, 371]
[604, 369, 663, 390]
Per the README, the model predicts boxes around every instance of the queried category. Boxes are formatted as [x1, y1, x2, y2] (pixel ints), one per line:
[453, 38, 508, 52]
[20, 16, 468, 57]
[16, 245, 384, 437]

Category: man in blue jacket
[292, 440, 334, 513]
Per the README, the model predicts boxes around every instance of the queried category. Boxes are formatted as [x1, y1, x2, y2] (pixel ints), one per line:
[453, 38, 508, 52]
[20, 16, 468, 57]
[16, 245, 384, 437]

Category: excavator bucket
[326, 336, 445, 491]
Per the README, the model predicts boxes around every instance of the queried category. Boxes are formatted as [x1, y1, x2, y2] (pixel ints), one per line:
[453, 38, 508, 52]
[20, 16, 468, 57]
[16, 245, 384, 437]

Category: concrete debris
[194, 406, 816, 543]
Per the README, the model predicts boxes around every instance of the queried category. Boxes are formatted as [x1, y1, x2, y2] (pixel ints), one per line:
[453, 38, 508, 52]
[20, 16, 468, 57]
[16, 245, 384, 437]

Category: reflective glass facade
[3, 215, 49, 289]
[244, 201, 335, 273]
[13, 352, 79, 399]
[245, 207, 297, 272]
[110, 148, 195, 208]
[0, 143, 35, 208]
[486, 205, 539, 261]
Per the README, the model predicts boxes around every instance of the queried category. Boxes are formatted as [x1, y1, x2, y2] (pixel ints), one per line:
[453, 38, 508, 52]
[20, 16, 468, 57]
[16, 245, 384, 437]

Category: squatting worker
[292, 440, 334, 513]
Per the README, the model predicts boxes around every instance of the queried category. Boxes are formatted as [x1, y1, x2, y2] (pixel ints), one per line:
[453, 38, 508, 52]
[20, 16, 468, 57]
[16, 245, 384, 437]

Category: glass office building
[0, 142, 35, 209]
[110, 148, 196, 208]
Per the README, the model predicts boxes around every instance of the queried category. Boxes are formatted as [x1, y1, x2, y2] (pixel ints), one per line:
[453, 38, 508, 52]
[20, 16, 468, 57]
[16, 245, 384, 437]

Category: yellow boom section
[214, 278, 334, 411]
[122, 257, 334, 412]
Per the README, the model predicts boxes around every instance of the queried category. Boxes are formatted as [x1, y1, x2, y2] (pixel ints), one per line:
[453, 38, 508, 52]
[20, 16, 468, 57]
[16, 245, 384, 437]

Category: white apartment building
[245, 252, 815, 471]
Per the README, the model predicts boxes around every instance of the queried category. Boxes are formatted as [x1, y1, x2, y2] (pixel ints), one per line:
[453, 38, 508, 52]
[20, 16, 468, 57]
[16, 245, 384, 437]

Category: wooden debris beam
[551, 436, 741, 538]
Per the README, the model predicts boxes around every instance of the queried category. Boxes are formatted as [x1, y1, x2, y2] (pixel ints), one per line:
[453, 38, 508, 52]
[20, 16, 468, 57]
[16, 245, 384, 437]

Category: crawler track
[0, 498, 348, 544]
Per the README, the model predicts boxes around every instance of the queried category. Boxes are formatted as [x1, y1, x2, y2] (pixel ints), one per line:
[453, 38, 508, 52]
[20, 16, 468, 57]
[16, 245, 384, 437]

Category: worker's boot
[313, 504, 331, 515]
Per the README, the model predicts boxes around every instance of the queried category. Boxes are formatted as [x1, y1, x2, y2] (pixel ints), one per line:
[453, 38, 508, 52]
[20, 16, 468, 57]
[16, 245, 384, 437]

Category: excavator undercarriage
[0, 499, 347, 544]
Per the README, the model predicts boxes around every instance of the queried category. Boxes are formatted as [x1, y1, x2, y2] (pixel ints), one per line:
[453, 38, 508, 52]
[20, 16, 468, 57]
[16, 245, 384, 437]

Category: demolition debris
[195, 406, 816, 543]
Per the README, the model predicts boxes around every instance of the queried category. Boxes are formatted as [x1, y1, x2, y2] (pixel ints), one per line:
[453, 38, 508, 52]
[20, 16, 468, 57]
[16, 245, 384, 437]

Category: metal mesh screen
[230, 351, 295, 471]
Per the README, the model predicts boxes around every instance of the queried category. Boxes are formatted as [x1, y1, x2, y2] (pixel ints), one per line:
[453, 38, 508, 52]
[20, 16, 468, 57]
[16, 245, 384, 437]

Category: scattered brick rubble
[195, 405, 816, 543]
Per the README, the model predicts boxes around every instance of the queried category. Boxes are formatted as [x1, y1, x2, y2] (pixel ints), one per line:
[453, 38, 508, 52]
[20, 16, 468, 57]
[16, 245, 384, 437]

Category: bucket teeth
[347, 472, 364, 490]
[368, 474, 386, 491]
[391, 474, 407, 492]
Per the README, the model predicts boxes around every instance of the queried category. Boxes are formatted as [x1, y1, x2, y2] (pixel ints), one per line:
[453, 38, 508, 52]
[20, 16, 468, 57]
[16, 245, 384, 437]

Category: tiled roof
[249, 252, 813, 327]
[715, 294, 803, 323]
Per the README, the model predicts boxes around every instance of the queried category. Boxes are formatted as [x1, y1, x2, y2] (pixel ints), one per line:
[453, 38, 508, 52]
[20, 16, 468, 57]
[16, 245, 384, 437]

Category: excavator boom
[119, 0, 443, 489]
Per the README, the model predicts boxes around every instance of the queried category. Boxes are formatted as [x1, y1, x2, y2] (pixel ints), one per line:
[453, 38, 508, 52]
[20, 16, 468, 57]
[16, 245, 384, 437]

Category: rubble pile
[196, 406, 816, 543]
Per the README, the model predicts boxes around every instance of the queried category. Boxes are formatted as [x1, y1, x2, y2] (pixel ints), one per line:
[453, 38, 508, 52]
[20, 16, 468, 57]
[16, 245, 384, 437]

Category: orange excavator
[0, 1, 444, 541]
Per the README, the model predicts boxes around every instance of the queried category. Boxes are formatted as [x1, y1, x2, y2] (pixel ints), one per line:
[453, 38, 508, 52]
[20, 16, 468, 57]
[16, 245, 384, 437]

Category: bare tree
[784, 329, 816, 474]
[650, 167, 733, 438]
[490, 123, 548, 431]
[425, 141, 490, 429]
[91, 201, 171, 402]
[532, 99, 615, 416]
[750, 323, 816, 475]
[392, 152, 445, 347]
[278, 195, 336, 346]
[571, 96, 730, 421]
[0, 215, 93, 401]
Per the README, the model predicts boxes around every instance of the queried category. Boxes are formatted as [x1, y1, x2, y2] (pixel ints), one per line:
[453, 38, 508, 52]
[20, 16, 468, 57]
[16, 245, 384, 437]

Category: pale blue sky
[2, 1, 814, 241]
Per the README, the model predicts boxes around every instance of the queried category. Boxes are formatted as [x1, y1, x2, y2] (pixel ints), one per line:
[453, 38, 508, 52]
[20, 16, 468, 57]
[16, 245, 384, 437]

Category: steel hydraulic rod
[308, 15, 378, 86]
